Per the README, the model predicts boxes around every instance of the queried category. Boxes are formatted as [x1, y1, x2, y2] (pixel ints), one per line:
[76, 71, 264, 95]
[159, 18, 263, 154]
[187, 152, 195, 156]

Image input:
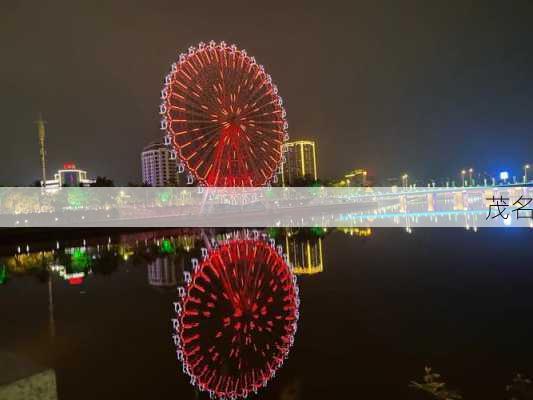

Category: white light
[500, 171, 509, 181]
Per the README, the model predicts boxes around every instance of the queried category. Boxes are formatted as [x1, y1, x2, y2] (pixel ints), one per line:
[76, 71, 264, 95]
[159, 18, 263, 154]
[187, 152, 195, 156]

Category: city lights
[500, 171, 509, 183]
[3, 5, 533, 400]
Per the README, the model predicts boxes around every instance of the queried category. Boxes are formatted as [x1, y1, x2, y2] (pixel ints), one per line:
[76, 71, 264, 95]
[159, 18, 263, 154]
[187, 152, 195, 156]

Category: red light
[174, 238, 299, 398]
[162, 42, 288, 187]
[63, 162, 76, 170]
[69, 277, 83, 285]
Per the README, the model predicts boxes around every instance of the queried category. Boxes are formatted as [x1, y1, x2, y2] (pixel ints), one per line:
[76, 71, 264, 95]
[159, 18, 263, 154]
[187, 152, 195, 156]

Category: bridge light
[499, 171, 509, 182]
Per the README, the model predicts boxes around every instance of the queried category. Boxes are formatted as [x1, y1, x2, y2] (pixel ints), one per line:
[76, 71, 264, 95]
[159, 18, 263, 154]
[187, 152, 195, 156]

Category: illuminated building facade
[43, 163, 95, 188]
[147, 255, 182, 288]
[344, 169, 370, 186]
[285, 234, 324, 275]
[339, 227, 372, 237]
[141, 142, 179, 187]
[281, 140, 318, 185]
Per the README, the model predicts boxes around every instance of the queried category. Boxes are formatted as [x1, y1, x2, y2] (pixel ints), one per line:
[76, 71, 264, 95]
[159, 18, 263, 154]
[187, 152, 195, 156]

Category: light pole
[468, 168, 474, 186]
[525, 164, 530, 183]
[461, 170, 466, 187]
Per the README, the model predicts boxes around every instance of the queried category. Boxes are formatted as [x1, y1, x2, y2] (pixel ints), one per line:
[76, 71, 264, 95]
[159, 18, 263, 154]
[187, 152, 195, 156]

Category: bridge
[0, 186, 531, 228]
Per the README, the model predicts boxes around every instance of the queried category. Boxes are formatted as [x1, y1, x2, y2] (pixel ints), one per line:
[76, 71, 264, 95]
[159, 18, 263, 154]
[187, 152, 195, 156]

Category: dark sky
[1, 0, 532, 185]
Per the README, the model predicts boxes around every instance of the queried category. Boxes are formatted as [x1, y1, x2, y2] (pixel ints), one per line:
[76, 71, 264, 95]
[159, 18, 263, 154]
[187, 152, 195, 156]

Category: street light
[461, 170, 466, 187]
[402, 174, 408, 188]
[500, 171, 509, 185]
[468, 168, 473, 186]
[525, 164, 530, 183]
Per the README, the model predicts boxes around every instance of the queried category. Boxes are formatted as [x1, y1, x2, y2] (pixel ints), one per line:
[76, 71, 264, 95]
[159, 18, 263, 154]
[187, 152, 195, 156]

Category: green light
[67, 188, 89, 208]
[308, 184, 321, 197]
[309, 226, 327, 237]
[265, 186, 275, 198]
[266, 227, 280, 239]
[160, 239, 175, 254]
[0, 265, 7, 285]
[71, 248, 91, 272]
[158, 189, 172, 203]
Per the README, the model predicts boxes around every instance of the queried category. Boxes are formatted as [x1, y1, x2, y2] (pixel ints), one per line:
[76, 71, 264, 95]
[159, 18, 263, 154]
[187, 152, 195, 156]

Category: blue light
[499, 171, 509, 181]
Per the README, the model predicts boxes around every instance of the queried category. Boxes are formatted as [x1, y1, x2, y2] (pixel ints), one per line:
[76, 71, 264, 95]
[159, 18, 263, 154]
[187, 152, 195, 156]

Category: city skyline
[1, 1, 533, 185]
[18, 128, 533, 187]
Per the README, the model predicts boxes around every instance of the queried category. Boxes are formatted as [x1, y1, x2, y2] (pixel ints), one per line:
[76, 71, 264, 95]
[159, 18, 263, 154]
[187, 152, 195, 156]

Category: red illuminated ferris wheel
[172, 236, 299, 399]
[160, 41, 289, 186]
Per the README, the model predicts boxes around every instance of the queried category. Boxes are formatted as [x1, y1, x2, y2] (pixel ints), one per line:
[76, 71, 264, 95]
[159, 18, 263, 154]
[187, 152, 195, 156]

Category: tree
[127, 181, 151, 187]
[506, 374, 533, 400]
[290, 174, 323, 187]
[91, 176, 114, 187]
[411, 367, 533, 400]
[410, 367, 462, 399]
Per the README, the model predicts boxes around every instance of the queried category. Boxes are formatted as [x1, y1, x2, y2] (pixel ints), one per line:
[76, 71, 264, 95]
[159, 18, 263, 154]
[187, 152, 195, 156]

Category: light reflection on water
[0, 228, 532, 399]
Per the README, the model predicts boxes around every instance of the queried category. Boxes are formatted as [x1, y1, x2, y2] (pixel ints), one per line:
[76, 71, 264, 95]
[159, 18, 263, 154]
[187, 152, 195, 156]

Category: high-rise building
[141, 142, 179, 186]
[284, 234, 324, 275]
[281, 140, 318, 186]
[147, 255, 183, 288]
[344, 169, 372, 186]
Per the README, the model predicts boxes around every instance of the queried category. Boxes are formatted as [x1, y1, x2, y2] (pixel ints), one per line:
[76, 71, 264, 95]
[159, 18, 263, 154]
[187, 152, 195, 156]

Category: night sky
[1, 1, 532, 185]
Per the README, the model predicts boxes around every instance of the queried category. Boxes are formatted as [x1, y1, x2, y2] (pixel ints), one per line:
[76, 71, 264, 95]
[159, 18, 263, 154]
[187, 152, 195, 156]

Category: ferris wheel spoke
[192, 51, 206, 70]
[168, 108, 216, 123]
[174, 100, 218, 122]
[170, 78, 207, 104]
[171, 122, 222, 139]
[235, 139, 262, 182]
[182, 59, 200, 80]
[198, 48, 212, 66]
[240, 88, 277, 114]
[169, 91, 209, 114]
[238, 93, 281, 117]
[187, 139, 223, 175]
[238, 78, 269, 114]
[233, 72, 261, 116]
[178, 130, 222, 154]
[242, 118, 283, 127]
[170, 118, 219, 125]
[181, 136, 224, 170]
[172, 79, 213, 110]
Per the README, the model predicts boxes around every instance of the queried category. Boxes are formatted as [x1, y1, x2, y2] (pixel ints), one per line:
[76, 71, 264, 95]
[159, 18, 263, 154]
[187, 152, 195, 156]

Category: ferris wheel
[172, 235, 299, 399]
[160, 41, 288, 187]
